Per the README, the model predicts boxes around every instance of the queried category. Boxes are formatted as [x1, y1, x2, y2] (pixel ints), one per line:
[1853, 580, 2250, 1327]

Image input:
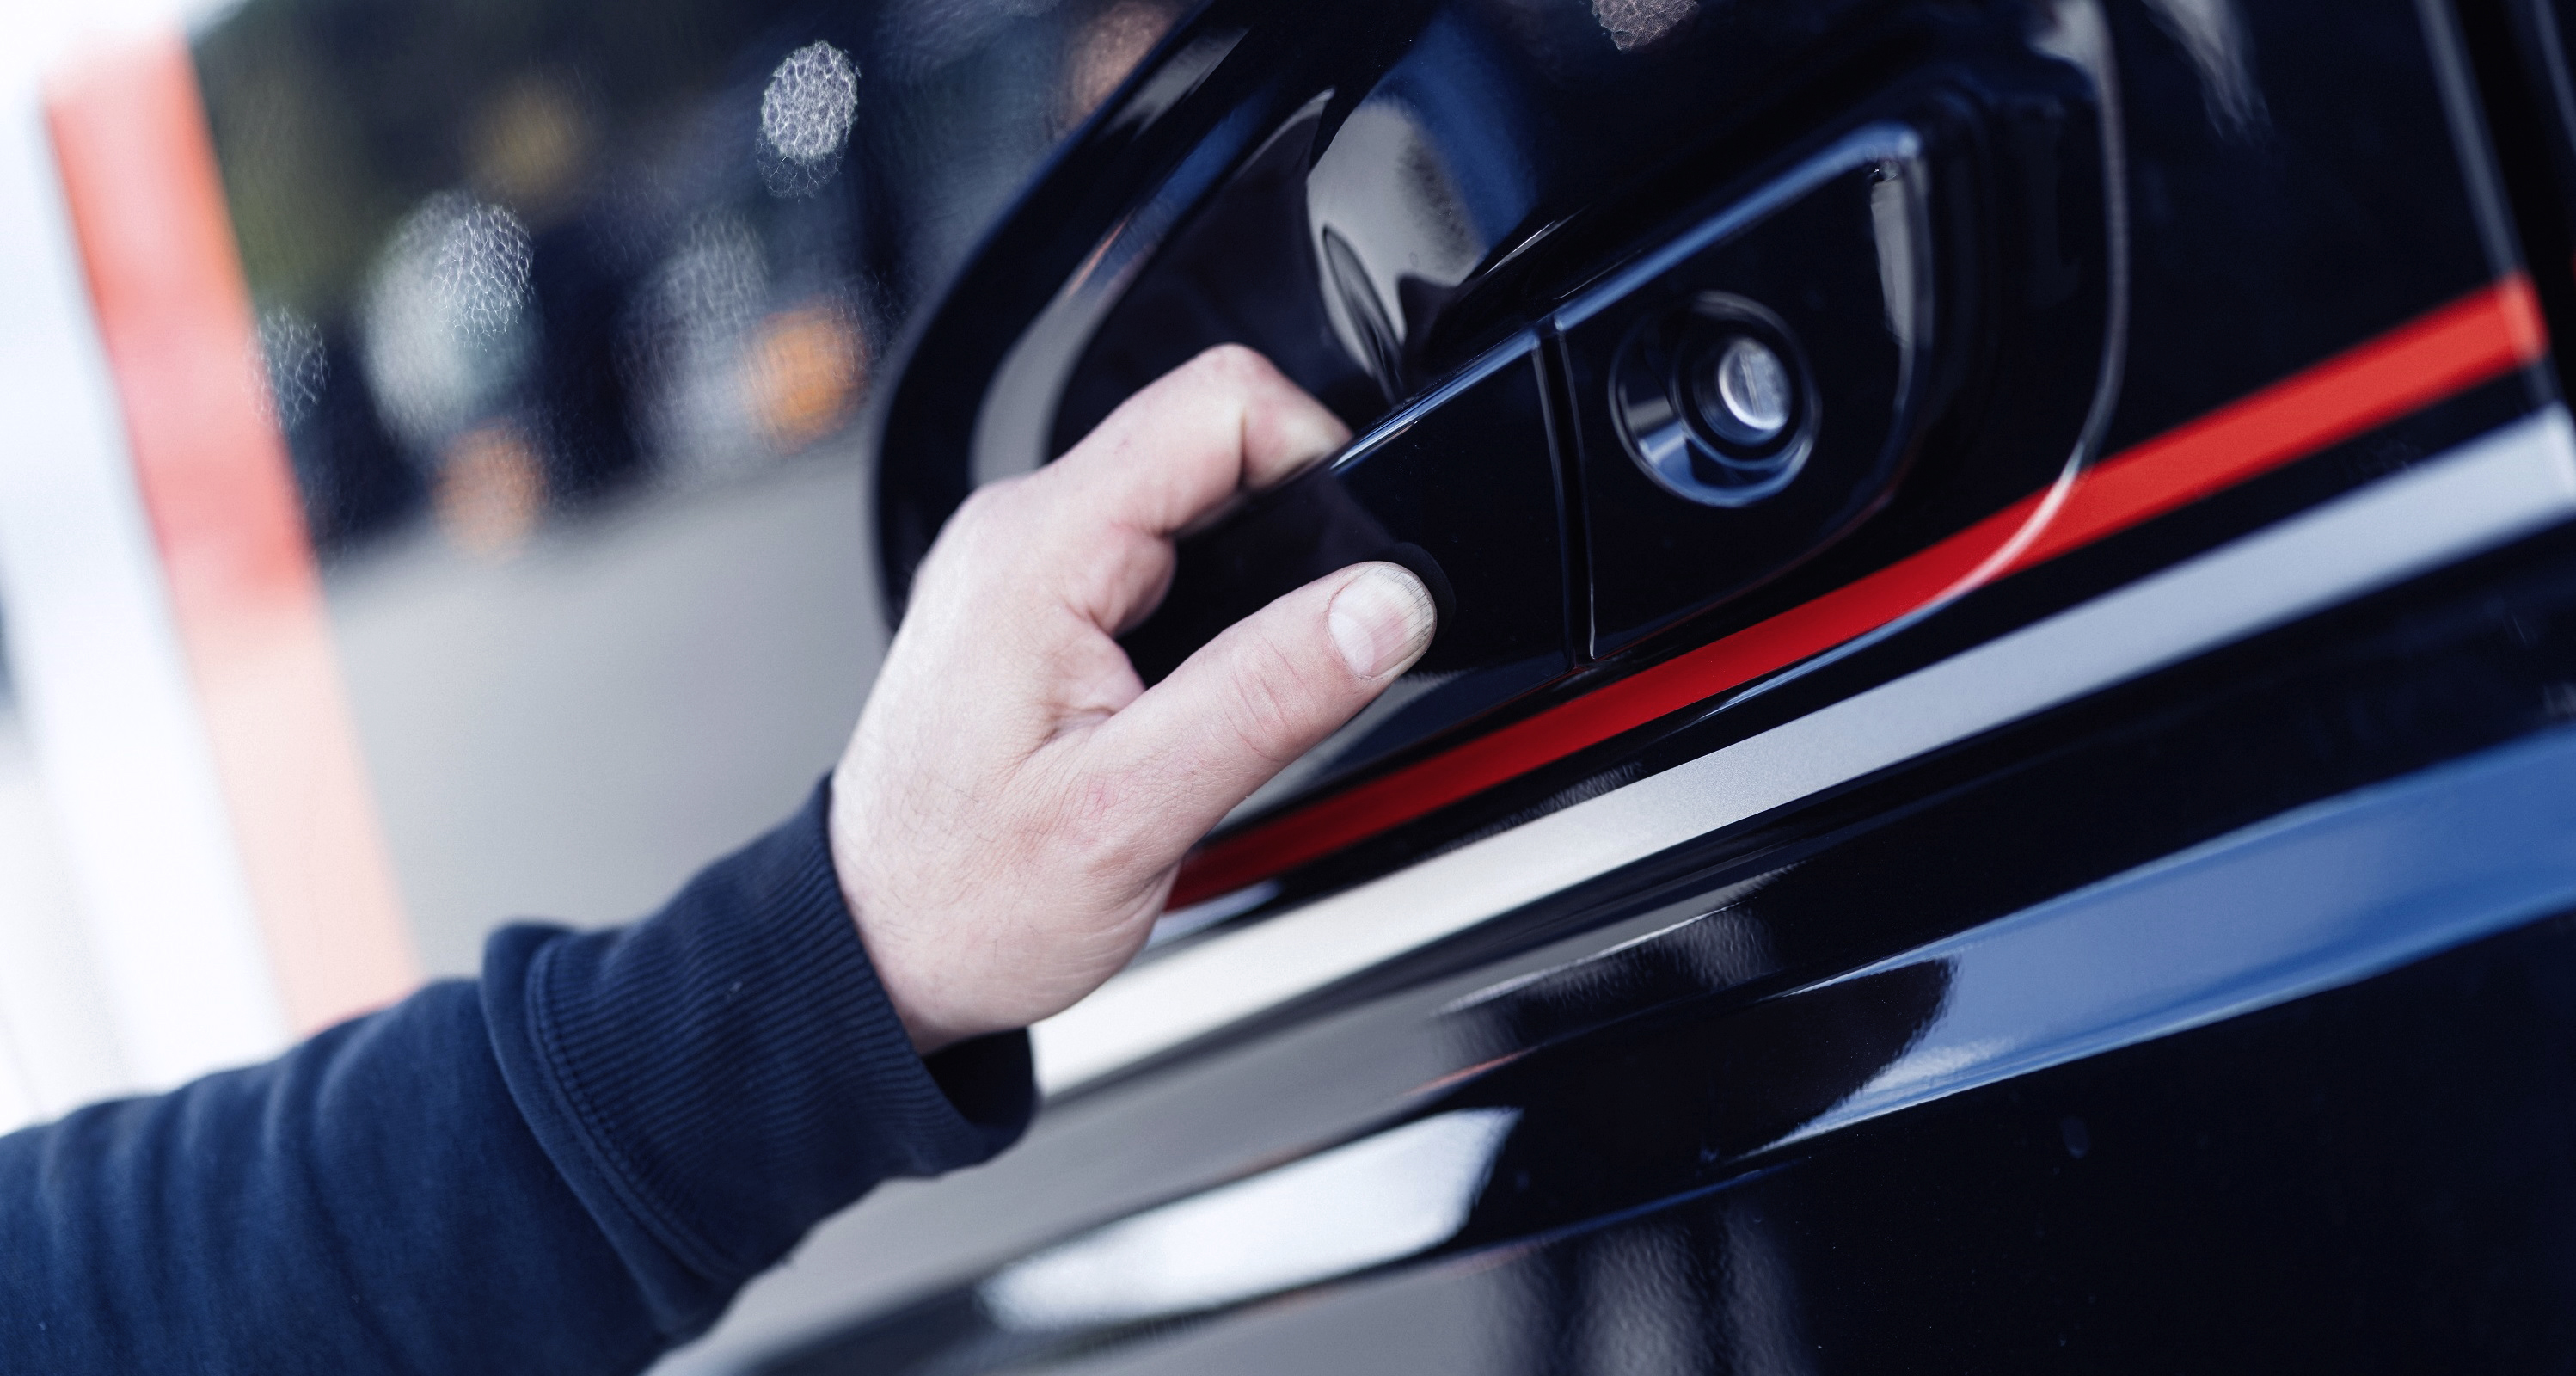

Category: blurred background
[0, 0, 1185, 1128]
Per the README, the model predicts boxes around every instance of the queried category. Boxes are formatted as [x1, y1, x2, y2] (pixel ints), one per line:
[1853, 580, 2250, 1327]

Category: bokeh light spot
[362, 193, 537, 452]
[760, 43, 860, 167]
[469, 74, 592, 222]
[745, 303, 864, 453]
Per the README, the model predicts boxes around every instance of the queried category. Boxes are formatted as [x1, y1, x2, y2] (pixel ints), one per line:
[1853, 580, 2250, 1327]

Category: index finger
[1040, 344, 1351, 541]
[1013, 345, 1350, 635]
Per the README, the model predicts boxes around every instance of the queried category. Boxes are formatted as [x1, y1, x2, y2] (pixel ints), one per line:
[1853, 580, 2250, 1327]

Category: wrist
[825, 769, 972, 1055]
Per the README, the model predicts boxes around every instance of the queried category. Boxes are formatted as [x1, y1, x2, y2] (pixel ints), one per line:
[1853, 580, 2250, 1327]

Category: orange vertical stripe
[46, 34, 419, 1031]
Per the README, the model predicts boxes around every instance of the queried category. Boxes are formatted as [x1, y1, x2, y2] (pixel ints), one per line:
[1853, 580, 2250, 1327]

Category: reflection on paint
[1869, 159, 1928, 354]
[2140, 0, 2268, 137]
[1591, 0, 1697, 52]
[1148, 878, 1283, 947]
[1788, 725, 2576, 1150]
[979, 1109, 1520, 1330]
[1307, 99, 1491, 397]
[1060, 1, 1176, 129]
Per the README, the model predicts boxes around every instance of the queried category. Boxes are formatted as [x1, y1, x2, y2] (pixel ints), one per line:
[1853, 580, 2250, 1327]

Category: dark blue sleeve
[0, 782, 1034, 1373]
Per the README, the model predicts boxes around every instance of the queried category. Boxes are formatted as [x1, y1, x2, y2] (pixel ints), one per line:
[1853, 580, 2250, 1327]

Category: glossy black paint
[1252, 0, 2506, 909]
[1048, 101, 1389, 452]
[1226, 371, 2545, 933]
[768, 508, 2576, 1372]
[1554, 33, 2113, 655]
[1511, 920, 2576, 1373]
[899, 0, 2132, 817]
[1117, 917, 2576, 1374]
[1563, 144, 1926, 651]
[1107, 397, 2567, 1070]
[781, 0, 2576, 1371]
[2099, 0, 2505, 452]
[880, 0, 2505, 848]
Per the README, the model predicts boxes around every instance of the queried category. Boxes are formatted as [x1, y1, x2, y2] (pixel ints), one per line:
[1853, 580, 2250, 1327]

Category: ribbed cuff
[481, 781, 1035, 1338]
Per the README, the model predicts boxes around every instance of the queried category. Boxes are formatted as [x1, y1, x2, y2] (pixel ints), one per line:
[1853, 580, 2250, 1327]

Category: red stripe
[1173, 274, 2548, 906]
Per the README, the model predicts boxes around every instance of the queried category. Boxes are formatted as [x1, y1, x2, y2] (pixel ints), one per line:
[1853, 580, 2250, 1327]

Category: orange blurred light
[745, 302, 864, 453]
[469, 72, 592, 226]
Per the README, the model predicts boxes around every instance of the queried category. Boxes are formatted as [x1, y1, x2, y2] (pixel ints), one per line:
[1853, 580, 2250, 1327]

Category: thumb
[1087, 562, 1437, 848]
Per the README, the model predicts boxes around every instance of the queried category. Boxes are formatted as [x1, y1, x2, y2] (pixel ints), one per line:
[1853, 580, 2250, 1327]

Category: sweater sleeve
[0, 782, 1035, 1375]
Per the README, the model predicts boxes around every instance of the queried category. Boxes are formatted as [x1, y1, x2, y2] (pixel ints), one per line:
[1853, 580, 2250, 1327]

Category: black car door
[689, 0, 2576, 1370]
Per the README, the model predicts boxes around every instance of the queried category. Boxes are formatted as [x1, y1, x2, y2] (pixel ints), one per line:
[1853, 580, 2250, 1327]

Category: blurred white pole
[0, 709, 126, 1127]
[0, 0, 287, 1102]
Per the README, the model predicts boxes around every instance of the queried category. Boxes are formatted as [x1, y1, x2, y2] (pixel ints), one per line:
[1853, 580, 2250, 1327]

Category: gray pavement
[326, 450, 888, 977]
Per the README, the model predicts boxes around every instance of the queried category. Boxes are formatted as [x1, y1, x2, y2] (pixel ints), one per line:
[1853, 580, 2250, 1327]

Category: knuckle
[937, 481, 1040, 574]
[952, 479, 1020, 533]
[1220, 632, 1321, 767]
[1187, 342, 1267, 390]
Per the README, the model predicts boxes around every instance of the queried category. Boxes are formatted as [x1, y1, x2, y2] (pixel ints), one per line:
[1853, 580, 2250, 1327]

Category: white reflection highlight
[761, 42, 860, 168]
[2141, 0, 2267, 137]
[1306, 100, 1490, 394]
[1869, 159, 1928, 355]
[981, 1109, 1518, 1330]
[1591, 0, 1696, 52]
[1790, 684, 2576, 1151]
[360, 193, 534, 450]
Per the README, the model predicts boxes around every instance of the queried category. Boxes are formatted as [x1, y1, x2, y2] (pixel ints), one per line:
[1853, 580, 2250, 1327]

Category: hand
[831, 346, 1438, 1053]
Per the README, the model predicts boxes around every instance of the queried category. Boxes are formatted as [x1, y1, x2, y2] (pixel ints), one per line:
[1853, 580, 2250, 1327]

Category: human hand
[831, 346, 1438, 1053]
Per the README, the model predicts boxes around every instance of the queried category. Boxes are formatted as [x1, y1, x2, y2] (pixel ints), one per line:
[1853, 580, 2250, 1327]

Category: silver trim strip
[1033, 408, 2576, 1093]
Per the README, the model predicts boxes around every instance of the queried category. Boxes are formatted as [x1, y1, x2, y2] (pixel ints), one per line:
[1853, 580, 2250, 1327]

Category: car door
[676, 0, 2576, 1370]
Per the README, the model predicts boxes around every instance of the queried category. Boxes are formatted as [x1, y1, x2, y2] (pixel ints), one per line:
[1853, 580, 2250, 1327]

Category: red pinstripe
[1174, 275, 2549, 906]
